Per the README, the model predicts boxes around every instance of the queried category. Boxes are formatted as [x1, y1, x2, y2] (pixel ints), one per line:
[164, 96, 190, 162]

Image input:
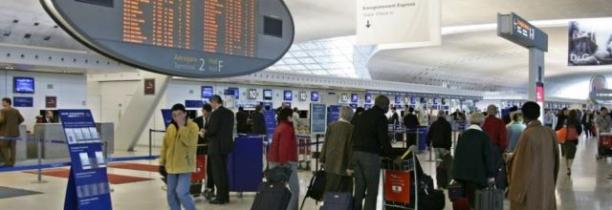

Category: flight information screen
[42, 0, 294, 78]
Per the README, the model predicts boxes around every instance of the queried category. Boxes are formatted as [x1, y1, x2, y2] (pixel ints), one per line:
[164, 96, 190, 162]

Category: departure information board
[41, 0, 294, 78]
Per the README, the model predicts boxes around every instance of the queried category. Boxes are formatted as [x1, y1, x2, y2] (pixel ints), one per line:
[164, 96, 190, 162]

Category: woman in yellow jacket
[160, 104, 199, 210]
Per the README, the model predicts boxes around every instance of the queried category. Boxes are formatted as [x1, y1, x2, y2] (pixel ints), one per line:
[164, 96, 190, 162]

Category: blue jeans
[166, 173, 196, 210]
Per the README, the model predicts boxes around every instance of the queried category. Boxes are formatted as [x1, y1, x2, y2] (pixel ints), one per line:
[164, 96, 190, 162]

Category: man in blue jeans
[351, 96, 394, 210]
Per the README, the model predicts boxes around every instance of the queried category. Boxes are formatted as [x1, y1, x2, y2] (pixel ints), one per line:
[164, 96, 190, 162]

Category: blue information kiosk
[58, 110, 112, 210]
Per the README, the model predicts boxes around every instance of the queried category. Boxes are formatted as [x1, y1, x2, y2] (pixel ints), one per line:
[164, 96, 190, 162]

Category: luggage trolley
[296, 134, 312, 170]
[596, 133, 612, 160]
[382, 147, 419, 210]
[190, 143, 207, 197]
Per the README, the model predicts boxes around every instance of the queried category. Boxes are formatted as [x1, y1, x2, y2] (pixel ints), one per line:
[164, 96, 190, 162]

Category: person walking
[0, 98, 24, 167]
[508, 102, 560, 210]
[452, 112, 495, 208]
[403, 107, 420, 147]
[352, 96, 394, 210]
[562, 110, 582, 176]
[428, 111, 452, 161]
[482, 105, 508, 189]
[251, 105, 267, 135]
[159, 104, 199, 210]
[195, 104, 214, 199]
[205, 95, 235, 205]
[555, 108, 569, 131]
[267, 107, 299, 210]
[506, 112, 526, 153]
[582, 110, 594, 139]
[320, 106, 354, 193]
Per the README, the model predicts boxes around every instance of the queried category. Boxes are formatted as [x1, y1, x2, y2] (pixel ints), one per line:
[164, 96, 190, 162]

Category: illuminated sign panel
[41, 0, 295, 78]
[498, 13, 547, 51]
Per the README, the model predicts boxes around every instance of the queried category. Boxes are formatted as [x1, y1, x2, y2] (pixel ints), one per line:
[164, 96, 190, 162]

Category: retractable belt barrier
[0, 155, 159, 173]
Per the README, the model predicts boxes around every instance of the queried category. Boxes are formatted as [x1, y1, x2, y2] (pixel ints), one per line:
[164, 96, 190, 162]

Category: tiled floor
[0, 135, 610, 210]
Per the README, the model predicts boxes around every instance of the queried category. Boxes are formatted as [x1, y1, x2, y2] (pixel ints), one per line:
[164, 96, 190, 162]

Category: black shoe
[567, 168, 571, 176]
[209, 199, 229, 205]
[202, 189, 215, 200]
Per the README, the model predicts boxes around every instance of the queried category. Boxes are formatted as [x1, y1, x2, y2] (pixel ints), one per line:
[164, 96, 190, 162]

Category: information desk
[31, 123, 114, 159]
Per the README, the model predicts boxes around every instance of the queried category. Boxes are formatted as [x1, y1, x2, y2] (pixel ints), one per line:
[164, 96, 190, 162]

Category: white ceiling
[0, 0, 611, 93]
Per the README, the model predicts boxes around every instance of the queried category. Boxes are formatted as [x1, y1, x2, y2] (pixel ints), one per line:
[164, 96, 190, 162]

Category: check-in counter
[30, 123, 114, 159]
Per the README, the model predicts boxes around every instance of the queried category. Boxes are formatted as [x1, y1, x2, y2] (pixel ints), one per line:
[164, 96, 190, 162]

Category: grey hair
[470, 112, 485, 125]
[339, 106, 354, 122]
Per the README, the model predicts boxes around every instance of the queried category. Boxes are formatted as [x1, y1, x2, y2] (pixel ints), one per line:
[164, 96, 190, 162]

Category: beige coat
[508, 120, 559, 210]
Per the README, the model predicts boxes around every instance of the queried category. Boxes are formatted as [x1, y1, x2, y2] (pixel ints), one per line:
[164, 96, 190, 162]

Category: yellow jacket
[160, 120, 199, 174]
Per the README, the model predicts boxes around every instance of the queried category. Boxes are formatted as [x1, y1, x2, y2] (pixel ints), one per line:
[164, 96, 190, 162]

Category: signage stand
[58, 110, 112, 210]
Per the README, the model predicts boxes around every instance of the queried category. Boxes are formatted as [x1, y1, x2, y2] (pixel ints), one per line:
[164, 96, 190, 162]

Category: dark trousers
[324, 173, 353, 193]
[459, 181, 483, 208]
[352, 151, 381, 210]
[205, 156, 215, 191]
[209, 154, 229, 201]
[0, 140, 16, 166]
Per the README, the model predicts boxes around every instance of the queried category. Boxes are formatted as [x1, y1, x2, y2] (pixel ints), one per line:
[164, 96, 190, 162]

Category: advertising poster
[568, 19, 612, 66]
[58, 110, 111, 210]
[46, 96, 57, 108]
[263, 110, 277, 141]
[144, 78, 155, 95]
[283, 90, 293, 101]
[310, 104, 327, 134]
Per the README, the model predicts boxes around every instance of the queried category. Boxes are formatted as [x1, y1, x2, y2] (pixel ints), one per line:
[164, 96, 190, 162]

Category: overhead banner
[568, 19, 612, 66]
[356, 0, 441, 48]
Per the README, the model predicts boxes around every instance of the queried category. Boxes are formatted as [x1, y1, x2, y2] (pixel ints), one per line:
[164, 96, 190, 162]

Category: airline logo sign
[356, 0, 441, 48]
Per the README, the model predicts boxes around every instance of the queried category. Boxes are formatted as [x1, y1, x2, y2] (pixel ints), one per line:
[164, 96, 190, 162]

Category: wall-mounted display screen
[365, 93, 372, 103]
[283, 90, 293, 101]
[351, 94, 359, 103]
[13, 97, 33, 107]
[263, 89, 273, 100]
[13, 77, 35, 94]
[41, 0, 295, 78]
[311, 91, 320, 102]
[201, 86, 214, 99]
[395, 96, 401, 104]
[225, 87, 239, 99]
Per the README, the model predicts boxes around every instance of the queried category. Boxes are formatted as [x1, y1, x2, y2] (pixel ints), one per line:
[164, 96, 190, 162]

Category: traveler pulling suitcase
[190, 155, 206, 196]
[251, 182, 291, 210]
[475, 186, 504, 210]
[319, 192, 352, 210]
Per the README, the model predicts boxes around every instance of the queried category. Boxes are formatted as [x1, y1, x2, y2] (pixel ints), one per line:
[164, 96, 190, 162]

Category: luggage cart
[297, 134, 312, 170]
[382, 147, 419, 210]
[596, 133, 612, 160]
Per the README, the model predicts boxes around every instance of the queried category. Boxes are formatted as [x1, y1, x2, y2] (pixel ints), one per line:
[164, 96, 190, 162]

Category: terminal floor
[0, 136, 610, 210]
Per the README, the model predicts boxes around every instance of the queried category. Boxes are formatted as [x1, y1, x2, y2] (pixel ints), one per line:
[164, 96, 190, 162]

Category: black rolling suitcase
[319, 192, 352, 210]
[251, 182, 292, 210]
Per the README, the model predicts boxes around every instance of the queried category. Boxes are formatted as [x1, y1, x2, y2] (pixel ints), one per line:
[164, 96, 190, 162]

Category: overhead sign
[356, 0, 441, 47]
[41, 0, 295, 78]
[568, 19, 612, 66]
[498, 13, 548, 51]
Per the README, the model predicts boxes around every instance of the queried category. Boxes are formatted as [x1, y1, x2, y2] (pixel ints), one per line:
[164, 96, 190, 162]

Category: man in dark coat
[235, 107, 250, 133]
[205, 95, 235, 204]
[251, 105, 267, 135]
[403, 107, 420, 147]
[428, 112, 452, 156]
[352, 96, 394, 210]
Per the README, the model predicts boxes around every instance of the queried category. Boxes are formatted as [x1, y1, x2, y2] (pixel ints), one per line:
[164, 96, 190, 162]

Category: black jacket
[251, 112, 267, 135]
[206, 106, 235, 155]
[236, 111, 250, 133]
[453, 129, 495, 187]
[352, 106, 393, 156]
[403, 113, 420, 129]
[428, 118, 452, 149]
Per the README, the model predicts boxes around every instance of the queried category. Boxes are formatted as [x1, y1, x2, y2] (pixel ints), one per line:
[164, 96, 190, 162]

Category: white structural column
[528, 48, 545, 120]
[115, 71, 170, 151]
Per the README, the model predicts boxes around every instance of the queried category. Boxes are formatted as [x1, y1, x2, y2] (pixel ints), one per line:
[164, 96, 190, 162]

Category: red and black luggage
[597, 133, 612, 159]
[251, 182, 292, 210]
[190, 155, 206, 196]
